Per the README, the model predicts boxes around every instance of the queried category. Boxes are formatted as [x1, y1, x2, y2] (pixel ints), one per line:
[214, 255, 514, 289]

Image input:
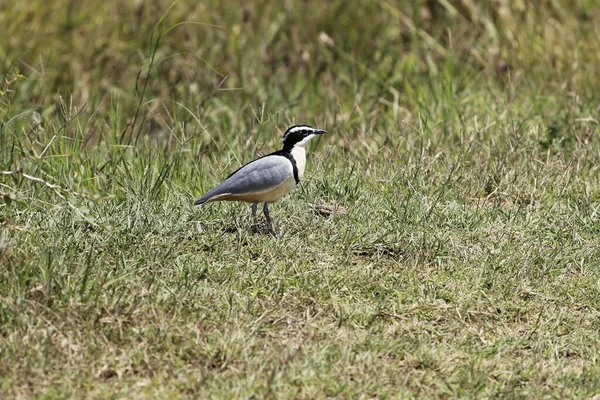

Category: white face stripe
[295, 133, 317, 148]
[287, 125, 312, 134]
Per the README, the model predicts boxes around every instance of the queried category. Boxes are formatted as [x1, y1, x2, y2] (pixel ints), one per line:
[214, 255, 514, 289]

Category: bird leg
[263, 202, 281, 237]
[251, 202, 259, 234]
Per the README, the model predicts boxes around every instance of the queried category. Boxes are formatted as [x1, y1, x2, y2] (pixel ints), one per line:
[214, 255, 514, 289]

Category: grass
[1, 0, 600, 397]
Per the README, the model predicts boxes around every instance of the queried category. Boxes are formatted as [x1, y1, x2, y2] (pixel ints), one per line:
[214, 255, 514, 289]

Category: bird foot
[250, 224, 281, 238]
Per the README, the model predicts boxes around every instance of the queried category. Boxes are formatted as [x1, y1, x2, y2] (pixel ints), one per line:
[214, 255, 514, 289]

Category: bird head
[281, 125, 327, 150]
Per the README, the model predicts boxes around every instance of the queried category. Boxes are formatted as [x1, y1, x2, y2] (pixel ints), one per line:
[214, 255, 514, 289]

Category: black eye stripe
[281, 126, 315, 142]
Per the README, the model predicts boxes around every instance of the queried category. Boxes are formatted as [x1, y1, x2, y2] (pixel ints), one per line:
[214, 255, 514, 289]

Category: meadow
[1, 0, 600, 398]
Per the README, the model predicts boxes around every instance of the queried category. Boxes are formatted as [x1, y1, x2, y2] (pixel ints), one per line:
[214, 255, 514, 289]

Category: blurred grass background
[1, 0, 600, 398]
[2, 0, 598, 150]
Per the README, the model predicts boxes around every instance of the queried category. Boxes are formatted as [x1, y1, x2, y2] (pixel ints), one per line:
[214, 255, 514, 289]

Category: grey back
[196, 155, 294, 204]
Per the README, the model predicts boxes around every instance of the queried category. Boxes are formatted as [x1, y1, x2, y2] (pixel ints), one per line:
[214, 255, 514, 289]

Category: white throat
[286, 133, 317, 181]
[290, 145, 307, 180]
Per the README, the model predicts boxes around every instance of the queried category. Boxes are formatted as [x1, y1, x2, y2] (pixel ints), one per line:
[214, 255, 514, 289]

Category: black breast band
[275, 150, 300, 184]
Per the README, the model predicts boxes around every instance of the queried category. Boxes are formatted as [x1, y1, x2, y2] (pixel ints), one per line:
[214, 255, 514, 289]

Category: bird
[194, 124, 327, 236]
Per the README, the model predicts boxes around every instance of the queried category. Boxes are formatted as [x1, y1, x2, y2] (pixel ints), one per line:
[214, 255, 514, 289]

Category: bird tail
[194, 182, 232, 206]
[193, 195, 211, 206]
[193, 189, 221, 206]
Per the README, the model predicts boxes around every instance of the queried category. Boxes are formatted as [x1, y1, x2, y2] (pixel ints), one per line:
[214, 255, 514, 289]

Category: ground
[1, 1, 600, 398]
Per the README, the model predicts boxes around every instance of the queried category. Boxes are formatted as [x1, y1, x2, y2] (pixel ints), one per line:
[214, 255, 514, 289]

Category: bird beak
[315, 129, 327, 135]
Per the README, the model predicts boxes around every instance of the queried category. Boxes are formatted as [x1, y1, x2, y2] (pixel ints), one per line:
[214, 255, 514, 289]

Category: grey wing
[194, 155, 293, 205]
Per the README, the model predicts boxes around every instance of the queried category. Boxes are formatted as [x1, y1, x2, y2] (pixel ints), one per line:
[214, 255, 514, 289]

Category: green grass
[2, 0, 600, 398]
